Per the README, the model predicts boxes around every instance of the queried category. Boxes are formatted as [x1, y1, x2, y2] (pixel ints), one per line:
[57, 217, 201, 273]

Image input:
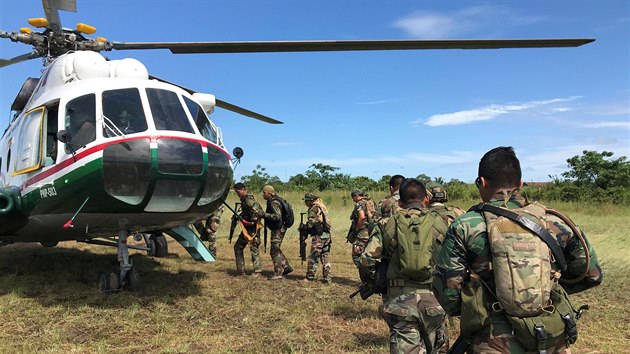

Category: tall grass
[0, 191, 627, 353]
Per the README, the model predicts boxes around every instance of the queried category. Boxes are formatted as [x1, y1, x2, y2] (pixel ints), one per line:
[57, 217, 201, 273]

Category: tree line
[238, 150, 630, 204]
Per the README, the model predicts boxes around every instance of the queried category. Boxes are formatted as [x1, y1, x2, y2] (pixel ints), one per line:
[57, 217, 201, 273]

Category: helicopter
[0, 0, 594, 292]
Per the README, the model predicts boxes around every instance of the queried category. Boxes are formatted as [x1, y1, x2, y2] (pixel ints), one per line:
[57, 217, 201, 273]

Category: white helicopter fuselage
[0, 51, 232, 243]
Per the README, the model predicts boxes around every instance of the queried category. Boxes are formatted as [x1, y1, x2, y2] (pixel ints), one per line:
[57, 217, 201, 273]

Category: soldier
[233, 182, 265, 277]
[347, 189, 373, 283]
[359, 174, 405, 287]
[426, 181, 464, 227]
[367, 178, 449, 353]
[262, 185, 293, 280]
[379, 174, 405, 221]
[433, 147, 603, 353]
[193, 205, 224, 259]
[301, 193, 332, 283]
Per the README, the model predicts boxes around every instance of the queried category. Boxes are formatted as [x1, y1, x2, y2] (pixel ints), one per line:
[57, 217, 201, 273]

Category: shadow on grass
[0, 244, 204, 307]
[331, 303, 382, 320]
[350, 331, 389, 351]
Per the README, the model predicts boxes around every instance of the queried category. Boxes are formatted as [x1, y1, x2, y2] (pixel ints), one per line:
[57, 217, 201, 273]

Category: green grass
[0, 193, 627, 353]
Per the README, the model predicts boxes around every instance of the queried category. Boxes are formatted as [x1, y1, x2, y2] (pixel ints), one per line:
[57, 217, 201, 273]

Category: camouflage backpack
[478, 202, 580, 351]
[364, 195, 381, 232]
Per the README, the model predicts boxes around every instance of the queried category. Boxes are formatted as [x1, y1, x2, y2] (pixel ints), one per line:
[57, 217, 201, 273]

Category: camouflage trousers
[306, 234, 331, 280]
[234, 232, 262, 274]
[382, 287, 446, 354]
[351, 236, 370, 283]
[471, 324, 571, 354]
[207, 232, 217, 259]
[269, 227, 290, 275]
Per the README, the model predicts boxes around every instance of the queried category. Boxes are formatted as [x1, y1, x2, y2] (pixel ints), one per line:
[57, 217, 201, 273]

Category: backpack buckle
[491, 301, 503, 312]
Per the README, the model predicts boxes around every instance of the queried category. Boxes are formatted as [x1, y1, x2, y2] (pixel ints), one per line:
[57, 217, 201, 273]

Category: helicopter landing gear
[97, 230, 140, 293]
[144, 232, 168, 258]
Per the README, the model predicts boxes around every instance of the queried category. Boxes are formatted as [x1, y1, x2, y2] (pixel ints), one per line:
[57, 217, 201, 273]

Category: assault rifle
[348, 259, 388, 300]
[263, 224, 268, 253]
[447, 335, 470, 354]
[298, 212, 308, 264]
[227, 202, 241, 244]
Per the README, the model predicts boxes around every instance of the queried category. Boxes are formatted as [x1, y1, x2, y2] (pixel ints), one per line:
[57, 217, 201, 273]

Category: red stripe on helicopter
[22, 135, 230, 189]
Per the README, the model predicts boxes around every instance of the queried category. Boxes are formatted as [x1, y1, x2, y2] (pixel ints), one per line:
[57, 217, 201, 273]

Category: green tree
[562, 150, 630, 189]
[416, 173, 431, 183]
[240, 165, 282, 192]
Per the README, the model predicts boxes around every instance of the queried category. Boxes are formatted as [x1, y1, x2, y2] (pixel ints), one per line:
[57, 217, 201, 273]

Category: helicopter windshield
[102, 88, 148, 137]
[183, 96, 219, 144]
[65, 94, 96, 152]
[146, 88, 195, 133]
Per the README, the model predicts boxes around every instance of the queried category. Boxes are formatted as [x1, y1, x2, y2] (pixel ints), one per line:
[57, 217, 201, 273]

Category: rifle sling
[476, 204, 567, 271]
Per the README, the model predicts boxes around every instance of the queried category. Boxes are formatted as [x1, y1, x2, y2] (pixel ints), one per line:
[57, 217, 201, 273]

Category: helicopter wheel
[98, 269, 120, 294]
[122, 267, 140, 291]
[150, 233, 168, 258]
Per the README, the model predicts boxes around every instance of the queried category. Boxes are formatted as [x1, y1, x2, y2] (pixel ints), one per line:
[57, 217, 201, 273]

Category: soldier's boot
[268, 274, 283, 280]
[282, 265, 293, 276]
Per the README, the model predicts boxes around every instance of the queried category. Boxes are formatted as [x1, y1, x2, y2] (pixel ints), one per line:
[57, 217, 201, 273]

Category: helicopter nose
[102, 138, 230, 212]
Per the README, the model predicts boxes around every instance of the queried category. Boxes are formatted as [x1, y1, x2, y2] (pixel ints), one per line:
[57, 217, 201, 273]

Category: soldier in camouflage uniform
[262, 185, 293, 280]
[193, 205, 224, 259]
[426, 181, 464, 228]
[379, 174, 405, 221]
[348, 189, 373, 283]
[233, 183, 265, 277]
[433, 147, 603, 353]
[360, 175, 405, 283]
[302, 193, 332, 283]
[366, 178, 449, 353]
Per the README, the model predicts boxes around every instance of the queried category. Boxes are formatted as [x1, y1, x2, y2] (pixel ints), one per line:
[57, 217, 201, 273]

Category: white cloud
[393, 5, 545, 39]
[419, 97, 581, 127]
[271, 141, 302, 147]
[581, 121, 630, 129]
[356, 99, 391, 105]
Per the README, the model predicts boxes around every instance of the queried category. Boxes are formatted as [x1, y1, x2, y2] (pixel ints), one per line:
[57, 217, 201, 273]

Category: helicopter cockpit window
[183, 96, 218, 144]
[146, 88, 195, 134]
[102, 88, 147, 137]
[65, 94, 96, 153]
[14, 107, 44, 174]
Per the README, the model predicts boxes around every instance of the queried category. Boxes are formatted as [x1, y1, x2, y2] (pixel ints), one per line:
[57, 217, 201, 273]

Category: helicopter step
[163, 226, 215, 262]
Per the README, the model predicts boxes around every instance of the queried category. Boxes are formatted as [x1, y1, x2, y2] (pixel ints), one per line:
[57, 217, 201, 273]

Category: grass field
[0, 191, 628, 353]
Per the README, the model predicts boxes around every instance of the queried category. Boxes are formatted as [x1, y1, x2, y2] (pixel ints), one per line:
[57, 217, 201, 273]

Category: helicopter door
[12, 107, 45, 175]
[64, 94, 96, 152]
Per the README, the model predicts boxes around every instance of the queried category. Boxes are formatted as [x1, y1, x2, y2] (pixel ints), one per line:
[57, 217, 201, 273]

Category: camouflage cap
[350, 189, 364, 197]
[426, 181, 447, 202]
[303, 193, 318, 201]
[262, 185, 275, 193]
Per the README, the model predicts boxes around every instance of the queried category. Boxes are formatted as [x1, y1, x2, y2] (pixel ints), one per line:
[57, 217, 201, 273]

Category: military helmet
[350, 189, 364, 197]
[303, 193, 318, 201]
[426, 181, 447, 203]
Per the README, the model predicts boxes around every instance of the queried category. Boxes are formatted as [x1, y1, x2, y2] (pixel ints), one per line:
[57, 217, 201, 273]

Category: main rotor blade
[42, 0, 76, 32]
[149, 75, 283, 124]
[0, 51, 39, 68]
[215, 99, 283, 124]
[112, 38, 595, 54]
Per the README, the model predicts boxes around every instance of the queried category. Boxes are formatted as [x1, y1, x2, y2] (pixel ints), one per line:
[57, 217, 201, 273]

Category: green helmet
[426, 181, 447, 203]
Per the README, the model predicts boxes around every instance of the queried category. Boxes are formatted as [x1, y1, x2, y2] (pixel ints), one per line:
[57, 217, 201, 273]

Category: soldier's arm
[360, 229, 383, 278]
[306, 206, 320, 229]
[251, 200, 265, 220]
[355, 203, 366, 231]
[432, 220, 468, 316]
[549, 217, 603, 293]
[265, 200, 282, 222]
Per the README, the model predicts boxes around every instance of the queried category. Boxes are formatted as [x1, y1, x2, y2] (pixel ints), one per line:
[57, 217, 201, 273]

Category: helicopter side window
[183, 97, 218, 143]
[65, 94, 96, 153]
[14, 107, 44, 174]
[44, 105, 59, 166]
[146, 88, 194, 134]
[102, 88, 147, 137]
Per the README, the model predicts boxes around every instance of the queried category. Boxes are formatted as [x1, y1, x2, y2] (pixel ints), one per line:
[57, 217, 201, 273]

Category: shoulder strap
[475, 204, 567, 271]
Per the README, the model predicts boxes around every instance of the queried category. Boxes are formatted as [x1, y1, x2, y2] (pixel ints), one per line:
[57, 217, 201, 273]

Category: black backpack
[272, 196, 294, 228]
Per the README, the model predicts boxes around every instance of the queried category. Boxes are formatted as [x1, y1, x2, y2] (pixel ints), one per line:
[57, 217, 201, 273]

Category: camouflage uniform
[306, 199, 332, 281]
[379, 190, 401, 221]
[265, 196, 291, 276]
[234, 193, 265, 275]
[193, 206, 224, 258]
[367, 204, 449, 354]
[350, 198, 372, 283]
[433, 191, 604, 353]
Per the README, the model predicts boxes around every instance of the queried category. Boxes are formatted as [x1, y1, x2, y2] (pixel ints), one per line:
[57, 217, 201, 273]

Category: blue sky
[1, 0, 628, 183]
